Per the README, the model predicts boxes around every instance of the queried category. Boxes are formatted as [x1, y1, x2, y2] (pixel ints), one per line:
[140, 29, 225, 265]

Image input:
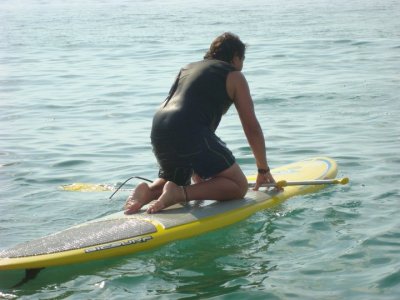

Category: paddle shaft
[260, 178, 349, 188]
[62, 177, 348, 192]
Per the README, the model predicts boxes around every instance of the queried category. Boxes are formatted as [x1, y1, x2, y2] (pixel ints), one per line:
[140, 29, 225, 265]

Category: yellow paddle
[61, 177, 349, 192]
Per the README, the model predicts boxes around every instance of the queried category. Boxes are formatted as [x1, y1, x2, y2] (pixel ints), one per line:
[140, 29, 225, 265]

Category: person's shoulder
[182, 60, 206, 70]
[186, 60, 206, 67]
[184, 60, 236, 74]
[205, 60, 237, 75]
[227, 70, 246, 83]
[226, 70, 249, 99]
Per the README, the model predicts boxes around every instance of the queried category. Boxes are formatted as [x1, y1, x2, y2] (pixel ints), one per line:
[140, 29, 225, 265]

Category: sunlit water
[1, 0, 399, 298]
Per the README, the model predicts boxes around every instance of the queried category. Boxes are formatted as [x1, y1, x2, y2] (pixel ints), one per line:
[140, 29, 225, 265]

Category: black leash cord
[109, 176, 152, 200]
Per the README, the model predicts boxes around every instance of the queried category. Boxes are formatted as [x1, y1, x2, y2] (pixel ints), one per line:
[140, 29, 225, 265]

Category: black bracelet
[258, 167, 270, 174]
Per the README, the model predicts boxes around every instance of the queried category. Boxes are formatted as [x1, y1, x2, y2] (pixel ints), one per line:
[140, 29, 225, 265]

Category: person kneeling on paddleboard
[125, 32, 278, 214]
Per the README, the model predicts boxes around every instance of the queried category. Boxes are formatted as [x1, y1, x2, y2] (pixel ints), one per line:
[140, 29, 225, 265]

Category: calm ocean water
[1, 0, 399, 298]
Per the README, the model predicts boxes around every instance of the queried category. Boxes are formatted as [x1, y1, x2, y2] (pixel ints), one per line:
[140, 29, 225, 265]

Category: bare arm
[227, 71, 277, 190]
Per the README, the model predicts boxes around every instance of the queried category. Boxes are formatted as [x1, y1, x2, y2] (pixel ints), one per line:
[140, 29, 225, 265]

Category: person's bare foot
[147, 181, 186, 214]
[124, 182, 153, 214]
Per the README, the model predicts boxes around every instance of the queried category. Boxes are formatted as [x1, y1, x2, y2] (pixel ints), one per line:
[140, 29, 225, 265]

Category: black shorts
[151, 132, 235, 186]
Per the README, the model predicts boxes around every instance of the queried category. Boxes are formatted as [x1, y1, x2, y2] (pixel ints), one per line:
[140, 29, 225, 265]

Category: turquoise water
[1, 0, 399, 298]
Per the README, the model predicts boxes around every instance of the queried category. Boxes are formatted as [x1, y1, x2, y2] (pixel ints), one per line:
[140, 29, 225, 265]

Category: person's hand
[253, 171, 283, 192]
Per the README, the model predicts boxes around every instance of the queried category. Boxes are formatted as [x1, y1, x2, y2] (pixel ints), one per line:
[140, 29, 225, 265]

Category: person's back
[125, 32, 277, 215]
[151, 59, 235, 139]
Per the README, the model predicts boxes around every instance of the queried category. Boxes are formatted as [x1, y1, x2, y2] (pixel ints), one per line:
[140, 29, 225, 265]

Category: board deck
[0, 157, 338, 271]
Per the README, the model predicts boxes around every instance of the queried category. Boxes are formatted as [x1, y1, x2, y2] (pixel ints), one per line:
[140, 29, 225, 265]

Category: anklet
[182, 186, 189, 203]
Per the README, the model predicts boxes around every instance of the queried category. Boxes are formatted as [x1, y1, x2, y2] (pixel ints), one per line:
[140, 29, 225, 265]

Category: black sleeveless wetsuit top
[151, 59, 236, 140]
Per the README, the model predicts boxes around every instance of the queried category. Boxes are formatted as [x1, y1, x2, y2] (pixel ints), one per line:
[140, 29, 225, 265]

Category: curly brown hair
[204, 32, 246, 63]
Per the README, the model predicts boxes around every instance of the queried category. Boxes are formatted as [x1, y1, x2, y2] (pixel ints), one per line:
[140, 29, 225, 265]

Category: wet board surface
[0, 157, 338, 271]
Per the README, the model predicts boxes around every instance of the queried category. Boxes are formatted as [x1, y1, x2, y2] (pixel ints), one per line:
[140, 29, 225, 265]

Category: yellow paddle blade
[60, 183, 114, 192]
